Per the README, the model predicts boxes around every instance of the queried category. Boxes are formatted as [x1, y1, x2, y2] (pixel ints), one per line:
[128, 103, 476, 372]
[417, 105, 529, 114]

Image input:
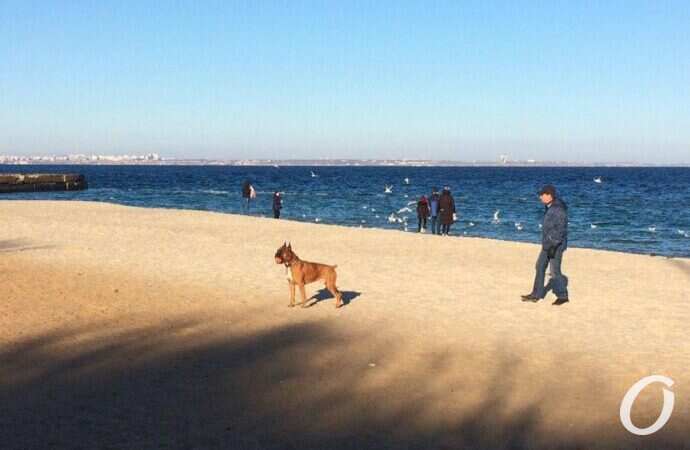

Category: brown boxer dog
[274, 241, 343, 308]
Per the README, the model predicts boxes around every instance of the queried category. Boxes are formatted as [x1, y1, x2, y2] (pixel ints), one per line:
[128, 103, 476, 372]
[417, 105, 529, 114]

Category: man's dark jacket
[542, 198, 568, 252]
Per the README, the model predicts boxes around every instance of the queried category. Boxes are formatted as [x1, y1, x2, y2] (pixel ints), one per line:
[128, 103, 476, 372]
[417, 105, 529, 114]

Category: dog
[274, 241, 343, 308]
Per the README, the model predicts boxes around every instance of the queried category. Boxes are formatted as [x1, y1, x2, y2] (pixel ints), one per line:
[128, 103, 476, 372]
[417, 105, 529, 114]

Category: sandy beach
[2, 200, 689, 449]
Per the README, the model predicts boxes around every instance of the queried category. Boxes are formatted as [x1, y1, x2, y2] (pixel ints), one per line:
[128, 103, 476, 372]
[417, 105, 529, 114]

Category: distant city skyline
[2, 1, 689, 164]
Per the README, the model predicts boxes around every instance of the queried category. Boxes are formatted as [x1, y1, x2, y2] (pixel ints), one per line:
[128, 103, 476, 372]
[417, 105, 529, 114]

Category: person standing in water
[272, 191, 282, 219]
[416, 195, 430, 232]
[522, 184, 570, 305]
[429, 187, 441, 235]
[438, 186, 456, 236]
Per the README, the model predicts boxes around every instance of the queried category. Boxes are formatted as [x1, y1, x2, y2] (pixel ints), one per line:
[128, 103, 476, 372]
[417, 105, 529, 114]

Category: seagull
[515, 222, 524, 231]
[314, 217, 321, 223]
[310, 171, 318, 178]
[403, 177, 410, 185]
[648, 226, 656, 233]
[591, 224, 598, 229]
[492, 210, 501, 224]
[469, 222, 475, 227]
[384, 185, 393, 194]
[593, 177, 602, 184]
[388, 213, 397, 223]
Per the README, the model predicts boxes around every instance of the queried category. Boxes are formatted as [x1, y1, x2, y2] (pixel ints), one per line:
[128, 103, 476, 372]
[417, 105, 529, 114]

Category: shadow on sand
[0, 238, 56, 253]
[307, 288, 362, 307]
[668, 258, 690, 281]
[0, 319, 687, 450]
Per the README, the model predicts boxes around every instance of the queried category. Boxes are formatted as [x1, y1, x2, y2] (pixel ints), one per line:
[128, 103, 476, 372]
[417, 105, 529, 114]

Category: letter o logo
[620, 375, 675, 436]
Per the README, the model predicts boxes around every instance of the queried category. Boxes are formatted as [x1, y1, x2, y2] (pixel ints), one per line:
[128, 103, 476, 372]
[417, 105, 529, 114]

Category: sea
[2, 165, 689, 258]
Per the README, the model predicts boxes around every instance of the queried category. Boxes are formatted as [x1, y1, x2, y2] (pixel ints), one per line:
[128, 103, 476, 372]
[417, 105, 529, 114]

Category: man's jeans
[532, 246, 569, 299]
[431, 216, 440, 235]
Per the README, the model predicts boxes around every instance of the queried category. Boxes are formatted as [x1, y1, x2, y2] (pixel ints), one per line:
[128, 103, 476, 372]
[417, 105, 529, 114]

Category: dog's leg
[288, 281, 296, 307]
[327, 272, 343, 308]
[299, 284, 308, 308]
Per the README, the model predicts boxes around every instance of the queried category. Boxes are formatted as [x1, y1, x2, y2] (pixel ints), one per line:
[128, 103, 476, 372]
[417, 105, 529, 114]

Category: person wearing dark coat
[272, 192, 282, 219]
[241, 180, 252, 212]
[438, 187, 456, 236]
[416, 195, 430, 232]
[429, 188, 441, 235]
[522, 184, 570, 305]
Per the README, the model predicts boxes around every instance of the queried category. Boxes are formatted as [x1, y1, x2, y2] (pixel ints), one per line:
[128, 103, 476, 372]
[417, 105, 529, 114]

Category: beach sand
[2, 200, 689, 449]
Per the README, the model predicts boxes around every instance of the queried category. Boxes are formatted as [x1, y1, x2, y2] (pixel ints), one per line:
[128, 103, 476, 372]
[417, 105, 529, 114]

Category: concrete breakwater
[0, 173, 87, 193]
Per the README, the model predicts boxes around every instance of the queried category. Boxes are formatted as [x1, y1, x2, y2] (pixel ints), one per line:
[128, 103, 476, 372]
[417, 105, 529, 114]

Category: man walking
[522, 185, 570, 305]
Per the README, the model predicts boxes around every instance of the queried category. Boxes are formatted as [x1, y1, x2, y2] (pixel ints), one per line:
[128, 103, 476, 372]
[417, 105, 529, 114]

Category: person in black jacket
[241, 180, 252, 212]
[438, 187, 456, 236]
[522, 185, 570, 305]
[272, 191, 282, 219]
[416, 195, 430, 232]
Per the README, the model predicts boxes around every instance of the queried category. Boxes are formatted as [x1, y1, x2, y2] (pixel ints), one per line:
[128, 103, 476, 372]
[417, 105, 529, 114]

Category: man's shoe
[521, 294, 540, 302]
[552, 298, 570, 306]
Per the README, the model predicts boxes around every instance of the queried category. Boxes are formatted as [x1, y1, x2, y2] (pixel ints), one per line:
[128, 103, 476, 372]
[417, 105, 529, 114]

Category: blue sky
[1, 1, 689, 163]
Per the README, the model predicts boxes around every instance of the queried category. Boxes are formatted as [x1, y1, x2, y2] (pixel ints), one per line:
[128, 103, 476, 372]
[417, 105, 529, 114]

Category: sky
[1, 1, 689, 163]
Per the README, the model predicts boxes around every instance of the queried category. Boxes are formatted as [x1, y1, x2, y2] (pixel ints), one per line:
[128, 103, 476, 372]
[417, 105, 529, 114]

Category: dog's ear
[287, 241, 291, 248]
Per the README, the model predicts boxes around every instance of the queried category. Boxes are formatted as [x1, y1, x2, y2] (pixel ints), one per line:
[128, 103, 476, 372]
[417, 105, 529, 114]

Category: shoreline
[2, 197, 688, 259]
[3, 161, 690, 167]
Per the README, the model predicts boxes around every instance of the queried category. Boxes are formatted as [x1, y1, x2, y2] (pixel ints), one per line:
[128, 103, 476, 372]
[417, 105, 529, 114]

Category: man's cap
[538, 184, 557, 197]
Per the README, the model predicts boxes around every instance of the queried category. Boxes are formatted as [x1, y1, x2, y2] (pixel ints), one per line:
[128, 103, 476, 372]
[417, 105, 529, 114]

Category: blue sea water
[2, 165, 689, 257]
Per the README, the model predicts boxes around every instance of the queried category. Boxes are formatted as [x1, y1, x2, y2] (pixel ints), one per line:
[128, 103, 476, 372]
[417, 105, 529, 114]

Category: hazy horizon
[2, 1, 689, 164]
